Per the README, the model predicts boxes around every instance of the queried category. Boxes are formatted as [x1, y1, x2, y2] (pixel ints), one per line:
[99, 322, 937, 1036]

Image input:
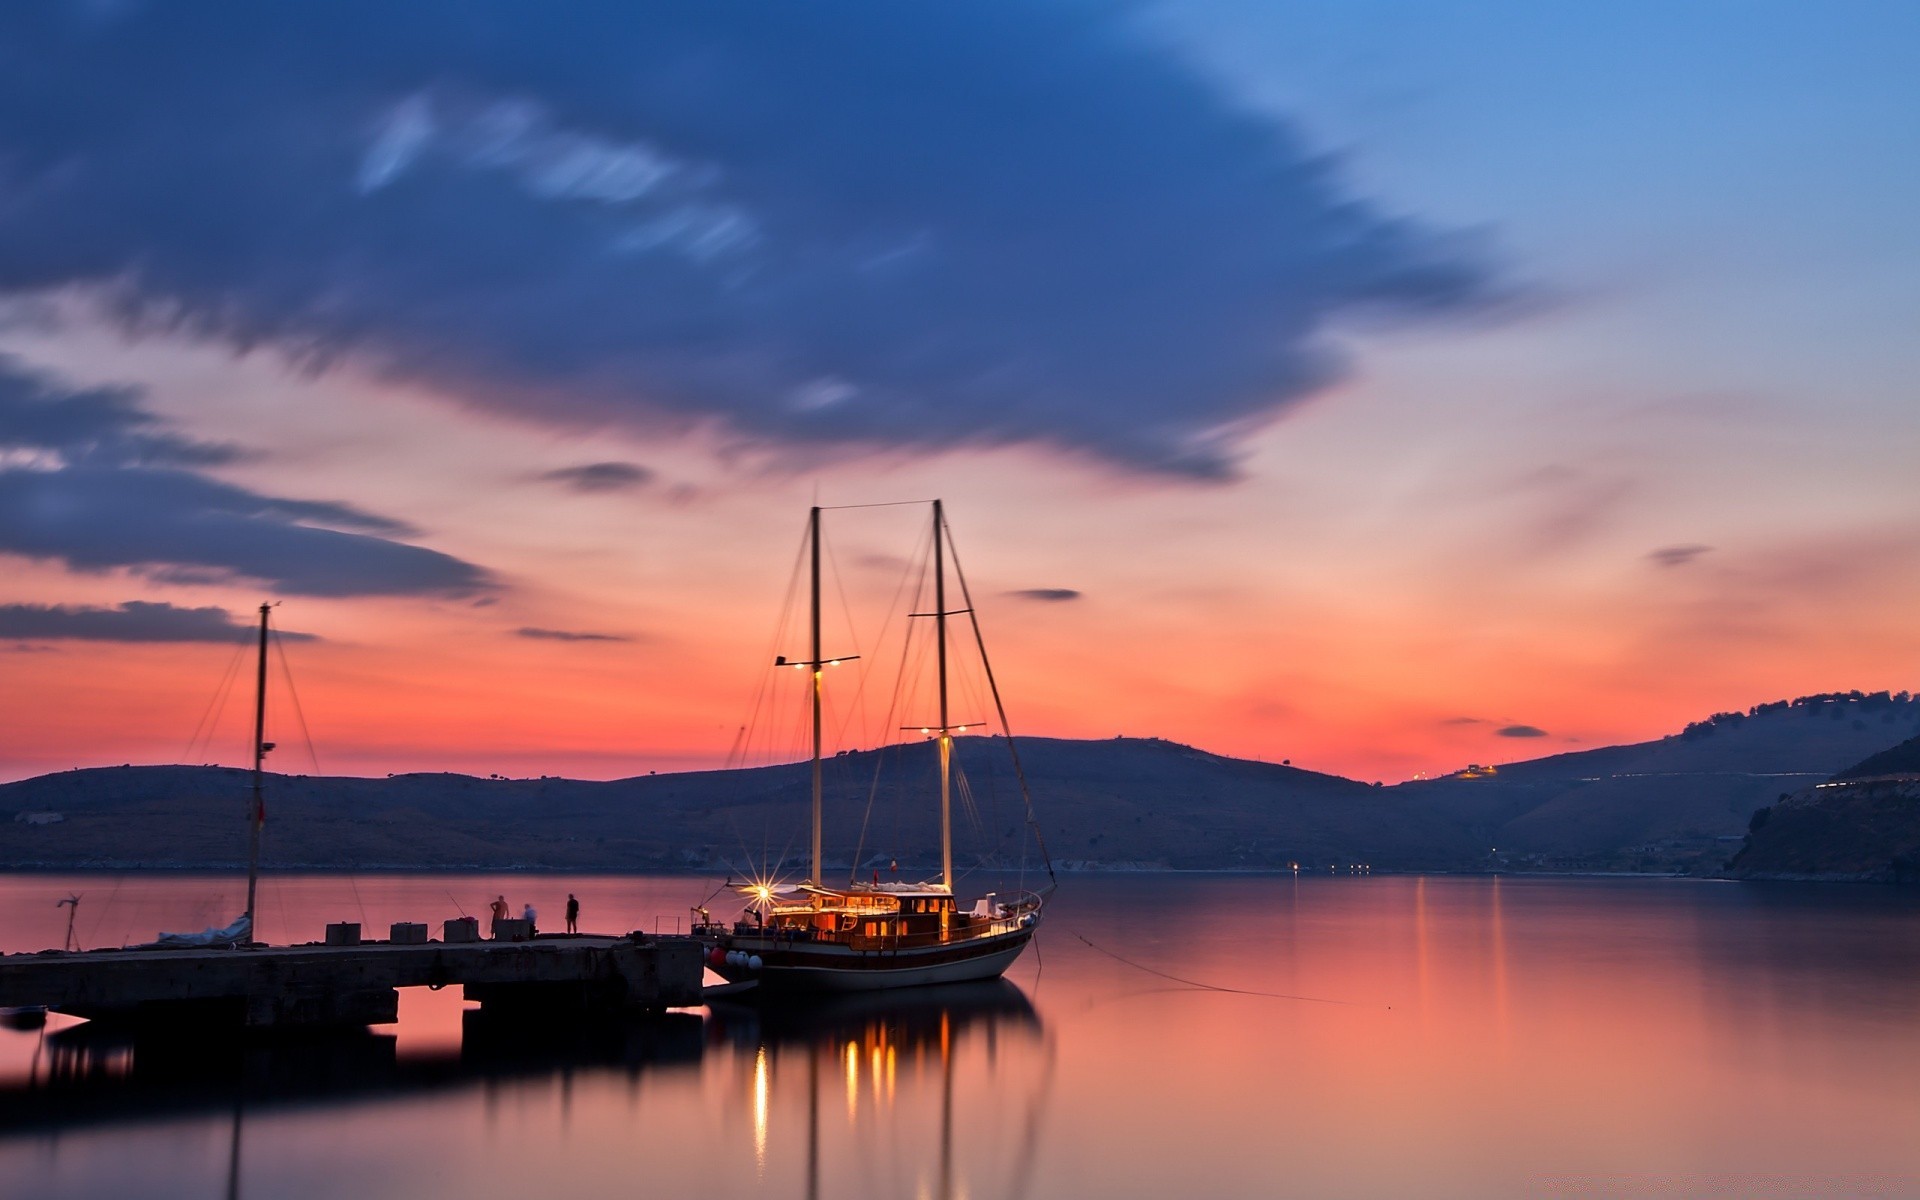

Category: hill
[0, 736, 1479, 873]
[1831, 732, 1920, 781]
[1724, 779, 1920, 882]
[1726, 729, 1920, 882]
[7, 692, 1916, 877]
[1391, 691, 1920, 872]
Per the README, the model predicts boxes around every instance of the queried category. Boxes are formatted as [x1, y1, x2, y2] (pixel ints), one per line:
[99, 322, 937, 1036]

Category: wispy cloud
[538, 461, 654, 493]
[1496, 724, 1548, 738]
[0, 3, 1509, 479]
[1006, 588, 1082, 602]
[515, 626, 633, 643]
[1648, 544, 1713, 568]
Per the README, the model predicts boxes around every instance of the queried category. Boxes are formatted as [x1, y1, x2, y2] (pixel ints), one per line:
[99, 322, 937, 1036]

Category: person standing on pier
[523, 902, 537, 935]
[565, 893, 580, 934]
[489, 895, 509, 939]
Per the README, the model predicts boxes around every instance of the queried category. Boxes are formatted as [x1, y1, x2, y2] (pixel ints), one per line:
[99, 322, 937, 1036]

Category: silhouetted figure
[489, 895, 509, 939]
[565, 893, 580, 934]
[522, 903, 537, 935]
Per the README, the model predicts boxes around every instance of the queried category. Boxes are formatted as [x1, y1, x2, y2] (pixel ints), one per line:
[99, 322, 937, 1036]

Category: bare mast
[244, 601, 268, 940]
[809, 505, 823, 885]
[934, 499, 952, 891]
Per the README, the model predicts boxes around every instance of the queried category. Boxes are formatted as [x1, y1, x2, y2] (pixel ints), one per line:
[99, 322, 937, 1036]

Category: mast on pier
[244, 602, 269, 941]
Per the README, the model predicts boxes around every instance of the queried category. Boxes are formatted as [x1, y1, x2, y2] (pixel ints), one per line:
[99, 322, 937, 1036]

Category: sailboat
[696, 501, 1051, 993]
[153, 601, 273, 950]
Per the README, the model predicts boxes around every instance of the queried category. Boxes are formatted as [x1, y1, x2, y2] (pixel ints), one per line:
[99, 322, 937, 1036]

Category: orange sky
[2, 319, 1915, 786]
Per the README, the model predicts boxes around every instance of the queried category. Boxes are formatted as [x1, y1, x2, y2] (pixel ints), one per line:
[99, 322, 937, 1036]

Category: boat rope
[1071, 934, 1366, 1006]
[183, 634, 251, 765]
[850, 534, 933, 882]
[271, 628, 320, 774]
[943, 520, 1057, 887]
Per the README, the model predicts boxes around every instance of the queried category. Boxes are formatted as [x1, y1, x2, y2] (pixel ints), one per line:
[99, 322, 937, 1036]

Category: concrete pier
[0, 934, 705, 1030]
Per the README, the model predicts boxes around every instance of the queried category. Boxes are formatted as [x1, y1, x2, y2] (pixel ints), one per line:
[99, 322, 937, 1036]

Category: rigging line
[943, 517, 1056, 885]
[81, 872, 124, 948]
[695, 876, 734, 911]
[731, 519, 812, 775]
[271, 628, 320, 774]
[816, 499, 934, 511]
[184, 635, 250, 764]
[1071, 933, 1366, 1006]
[849, 539, 932, 881]
[827, 517, 928, 755]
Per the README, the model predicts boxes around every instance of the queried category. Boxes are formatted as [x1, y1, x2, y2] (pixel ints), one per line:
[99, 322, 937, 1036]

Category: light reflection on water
[0, 873, 1918, 1198]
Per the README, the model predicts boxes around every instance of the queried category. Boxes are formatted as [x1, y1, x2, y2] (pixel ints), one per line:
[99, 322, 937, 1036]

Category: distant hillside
[0, 736, 1479, 873]
[1727, 727, 1920, 882]
[7, 693, 1916, 877]
[1831, 732, 1920, 781]
[1393, 691, 1920, 873]
[1726, 780, 1920, 882]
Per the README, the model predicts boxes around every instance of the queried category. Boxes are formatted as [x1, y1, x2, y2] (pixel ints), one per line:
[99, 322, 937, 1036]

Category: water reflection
[3, 874, 1919, 1199]
[0, 1007, 703, 1135]
[0, 979, 1050, 1200]
[709, 982, 1047, 1200]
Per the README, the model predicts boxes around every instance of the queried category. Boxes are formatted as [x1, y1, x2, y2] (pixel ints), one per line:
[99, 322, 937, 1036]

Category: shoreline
[0, 863, 1906, 885]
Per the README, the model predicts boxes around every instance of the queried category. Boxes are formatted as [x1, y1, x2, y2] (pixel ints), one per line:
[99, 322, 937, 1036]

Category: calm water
[1, 873, 1917, 1199]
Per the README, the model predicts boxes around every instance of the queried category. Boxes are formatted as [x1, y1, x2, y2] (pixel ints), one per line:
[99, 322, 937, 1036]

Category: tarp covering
[150, 915, 251, 948]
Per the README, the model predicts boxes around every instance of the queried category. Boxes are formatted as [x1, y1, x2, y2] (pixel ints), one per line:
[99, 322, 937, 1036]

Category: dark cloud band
[0, 1, 1506, 479]
[0, 601, 316, 643]
[0, 358, 493, 597]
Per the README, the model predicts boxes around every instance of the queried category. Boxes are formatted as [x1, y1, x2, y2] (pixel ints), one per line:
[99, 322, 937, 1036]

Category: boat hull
[707, 925, 1035, 994]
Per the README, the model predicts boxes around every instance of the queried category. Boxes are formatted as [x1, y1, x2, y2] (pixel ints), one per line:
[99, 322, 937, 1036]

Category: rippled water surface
[1, 873, 1918, 1199]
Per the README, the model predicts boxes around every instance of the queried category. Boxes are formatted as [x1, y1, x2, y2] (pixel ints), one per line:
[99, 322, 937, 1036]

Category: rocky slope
[1728, 728, 1920, 882]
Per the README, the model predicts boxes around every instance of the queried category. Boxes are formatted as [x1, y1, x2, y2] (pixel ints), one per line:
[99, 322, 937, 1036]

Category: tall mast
[809, 506, 823, 886]
[934, 499, 952, 891]
[244, 602, 268, 941]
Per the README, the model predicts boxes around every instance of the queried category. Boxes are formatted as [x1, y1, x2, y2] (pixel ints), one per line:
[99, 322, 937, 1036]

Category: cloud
[0, 352, 241, 468]
[1006, 588, 1082, 602]
[1441, 716, 1486, 726]
[538, 461, 653, 493]
[0, 601, 316, 642]
[1648, 544, 1713, 568]
[1496, 724, 1548, 738]
[0, 359, 493, 596]
[515, 626, 632, 643]
[0, 2, 1507, 479]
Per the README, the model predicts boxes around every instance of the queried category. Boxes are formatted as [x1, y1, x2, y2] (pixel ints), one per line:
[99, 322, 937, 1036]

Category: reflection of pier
[0, 935, 705, 1029]
[0, 1008, 704, 1135]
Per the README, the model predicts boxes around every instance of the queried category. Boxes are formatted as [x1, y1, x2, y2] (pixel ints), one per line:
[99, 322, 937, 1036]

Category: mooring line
[1071, 933, 1369, 1007]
